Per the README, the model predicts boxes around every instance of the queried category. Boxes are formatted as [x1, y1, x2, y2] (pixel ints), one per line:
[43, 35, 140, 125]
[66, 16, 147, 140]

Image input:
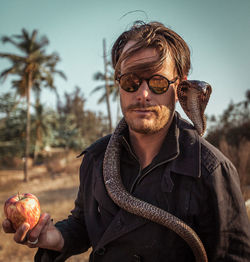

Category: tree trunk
[103, 38, 112, 132]
[23, 72, 32, 182]
[33, 96, 42, 164]
[33, 125, 40, 164]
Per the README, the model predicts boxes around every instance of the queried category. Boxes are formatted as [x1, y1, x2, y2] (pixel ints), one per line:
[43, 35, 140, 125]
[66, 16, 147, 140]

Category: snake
[103, 80, 212, 262]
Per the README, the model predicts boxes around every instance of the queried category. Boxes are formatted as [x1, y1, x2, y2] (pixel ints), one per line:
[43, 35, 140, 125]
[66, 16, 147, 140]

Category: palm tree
[92, 69, 119, 103]
[91, 60, 120, 130]
[0, 29, 66, 182]
[91, 39, 120, 132]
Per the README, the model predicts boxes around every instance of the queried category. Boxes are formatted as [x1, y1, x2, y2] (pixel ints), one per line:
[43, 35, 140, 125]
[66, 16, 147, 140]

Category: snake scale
[103, 80, 212, 262]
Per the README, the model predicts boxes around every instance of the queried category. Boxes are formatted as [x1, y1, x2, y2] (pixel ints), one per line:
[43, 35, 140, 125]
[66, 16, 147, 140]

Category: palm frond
[30, 30, 38, 43]
[0, 53, 25, 62]
[54, 70, 67, 80]
[1, 36, 22, 50]
[93, 71, 105, 80]
[0, 66, 19, 80]
[97, 93, 107, 104]
[91, 85, 105, 94]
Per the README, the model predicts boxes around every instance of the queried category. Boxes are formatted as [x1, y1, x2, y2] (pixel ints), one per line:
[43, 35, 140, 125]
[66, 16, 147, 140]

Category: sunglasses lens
[149, 75, 169, 94]
[119, 74, 140, 92]
[119, 74, 172, 94]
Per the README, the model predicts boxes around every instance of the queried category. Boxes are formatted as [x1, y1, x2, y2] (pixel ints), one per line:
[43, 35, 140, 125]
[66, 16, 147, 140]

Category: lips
[133, 109, 152, 113]
[130, 108, 156, 118]
[125, 104, 159, 117]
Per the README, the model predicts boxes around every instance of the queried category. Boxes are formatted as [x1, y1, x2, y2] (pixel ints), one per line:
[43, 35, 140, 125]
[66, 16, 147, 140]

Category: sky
[0, 0, 250, 125]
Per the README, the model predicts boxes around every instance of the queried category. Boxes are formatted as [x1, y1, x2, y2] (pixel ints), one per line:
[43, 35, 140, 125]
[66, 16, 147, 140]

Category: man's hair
[111, 21, 190, 81]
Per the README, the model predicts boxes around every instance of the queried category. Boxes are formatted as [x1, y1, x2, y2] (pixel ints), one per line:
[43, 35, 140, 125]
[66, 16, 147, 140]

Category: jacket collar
[120, 112, 201, 178]
[171, 112, 201, 178]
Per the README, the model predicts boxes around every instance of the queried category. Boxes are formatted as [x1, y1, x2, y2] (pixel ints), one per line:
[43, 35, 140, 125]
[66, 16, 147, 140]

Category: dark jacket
[35, 113, 250, 262]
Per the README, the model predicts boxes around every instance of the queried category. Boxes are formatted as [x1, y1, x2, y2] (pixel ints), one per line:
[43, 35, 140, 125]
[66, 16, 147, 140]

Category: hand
[2, 213, 64, 251]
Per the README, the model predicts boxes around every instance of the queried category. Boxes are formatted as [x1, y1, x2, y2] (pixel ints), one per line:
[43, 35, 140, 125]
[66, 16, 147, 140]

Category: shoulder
[77, 134, 111, 173]
[176, 113, 235, 175]
[200, 138, 231, 174]
[77, 134, 111, 182]
[77, 134, 111, 159]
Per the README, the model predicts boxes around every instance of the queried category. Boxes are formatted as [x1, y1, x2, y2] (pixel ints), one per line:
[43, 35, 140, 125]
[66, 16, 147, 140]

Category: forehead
[120, 40, 176, 76]
[121, 41, 158, 70]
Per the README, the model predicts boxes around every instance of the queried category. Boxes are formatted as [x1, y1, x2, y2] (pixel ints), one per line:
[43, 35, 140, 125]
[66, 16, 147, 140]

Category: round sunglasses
[116, 73, 178, 94]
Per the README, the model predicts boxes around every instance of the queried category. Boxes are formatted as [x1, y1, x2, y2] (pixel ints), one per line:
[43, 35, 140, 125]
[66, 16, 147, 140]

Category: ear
[175, 95, 179, 102]
[173, 84, 179, 102]
[175, 91, 179, 102]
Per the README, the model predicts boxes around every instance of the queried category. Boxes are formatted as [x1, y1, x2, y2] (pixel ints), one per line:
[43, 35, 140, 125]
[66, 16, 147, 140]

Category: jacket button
[95, 247, 106, 255]
[132, 254, 141, 262]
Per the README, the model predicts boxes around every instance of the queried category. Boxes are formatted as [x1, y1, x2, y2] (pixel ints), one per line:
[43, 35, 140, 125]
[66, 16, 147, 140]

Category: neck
[129, 121, 172, 169]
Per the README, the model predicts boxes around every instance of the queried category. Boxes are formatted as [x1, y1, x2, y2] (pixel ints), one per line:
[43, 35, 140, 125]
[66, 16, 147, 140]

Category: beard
[121, 101, 175, 134]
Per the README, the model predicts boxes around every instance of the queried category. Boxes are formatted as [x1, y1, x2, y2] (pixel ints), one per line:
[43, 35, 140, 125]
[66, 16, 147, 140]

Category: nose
[135, 80, 151, 102]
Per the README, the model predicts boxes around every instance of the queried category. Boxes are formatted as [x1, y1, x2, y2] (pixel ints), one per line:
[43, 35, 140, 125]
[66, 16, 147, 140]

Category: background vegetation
[0, 29, 111, 182]
[206, 90, 250, 197]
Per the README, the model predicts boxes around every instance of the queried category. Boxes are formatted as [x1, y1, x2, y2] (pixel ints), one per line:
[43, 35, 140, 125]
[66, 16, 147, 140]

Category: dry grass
[0, 152, 91, 262]
[219, 138, 250, 199]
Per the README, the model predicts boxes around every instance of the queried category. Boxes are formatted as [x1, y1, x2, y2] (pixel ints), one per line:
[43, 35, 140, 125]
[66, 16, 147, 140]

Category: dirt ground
[0, 155, 91, 262]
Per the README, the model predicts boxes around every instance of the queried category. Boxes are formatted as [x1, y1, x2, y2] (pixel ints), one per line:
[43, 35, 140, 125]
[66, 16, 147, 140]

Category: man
[2, 21, 250, 261]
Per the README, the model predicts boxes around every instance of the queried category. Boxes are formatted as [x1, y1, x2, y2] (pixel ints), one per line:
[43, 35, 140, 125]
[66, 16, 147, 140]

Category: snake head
[177, 80, 212, 136]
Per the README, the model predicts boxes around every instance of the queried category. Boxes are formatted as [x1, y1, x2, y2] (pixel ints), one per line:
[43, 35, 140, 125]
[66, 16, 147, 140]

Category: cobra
[103, 80, 212, 262]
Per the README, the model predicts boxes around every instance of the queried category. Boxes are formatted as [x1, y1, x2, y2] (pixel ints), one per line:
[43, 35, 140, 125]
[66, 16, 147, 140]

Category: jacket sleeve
[34, 153, 91, 262]
[199, 160, 250, 262]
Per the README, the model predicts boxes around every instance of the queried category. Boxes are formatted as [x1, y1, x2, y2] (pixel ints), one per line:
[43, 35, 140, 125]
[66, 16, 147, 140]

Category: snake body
[103, 80, 212, 262]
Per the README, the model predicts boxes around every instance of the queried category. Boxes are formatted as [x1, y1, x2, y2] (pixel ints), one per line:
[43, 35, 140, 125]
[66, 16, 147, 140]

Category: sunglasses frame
[116, 73, 178, 94]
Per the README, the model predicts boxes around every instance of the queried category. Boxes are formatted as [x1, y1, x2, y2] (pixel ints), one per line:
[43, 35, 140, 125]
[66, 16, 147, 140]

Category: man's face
[119, 41, 178, 134]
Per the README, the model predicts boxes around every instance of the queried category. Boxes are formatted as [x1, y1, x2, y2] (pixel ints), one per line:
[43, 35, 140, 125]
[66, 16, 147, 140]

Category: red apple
[4, 193, 41, 231]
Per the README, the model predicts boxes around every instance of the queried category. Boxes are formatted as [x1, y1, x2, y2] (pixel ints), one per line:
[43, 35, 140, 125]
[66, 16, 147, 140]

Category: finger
[28, 213, 51, 243]
[14, 223, 30, 244]
[2, 219, 15, 233]
[40, 217, 53, 234]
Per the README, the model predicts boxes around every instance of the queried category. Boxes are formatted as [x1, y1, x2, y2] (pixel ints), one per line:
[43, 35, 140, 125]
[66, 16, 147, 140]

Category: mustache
[126, 103, 158, 111]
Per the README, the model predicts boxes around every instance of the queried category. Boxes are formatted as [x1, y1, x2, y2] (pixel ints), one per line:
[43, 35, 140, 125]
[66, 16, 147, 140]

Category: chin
[125, 110, 174, 134]
[128, 119, 162, 134]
